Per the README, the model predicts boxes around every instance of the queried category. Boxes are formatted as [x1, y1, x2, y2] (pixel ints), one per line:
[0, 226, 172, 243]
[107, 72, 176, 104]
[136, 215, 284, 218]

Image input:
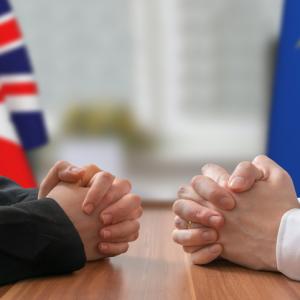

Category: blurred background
[12, 0, 283, 200]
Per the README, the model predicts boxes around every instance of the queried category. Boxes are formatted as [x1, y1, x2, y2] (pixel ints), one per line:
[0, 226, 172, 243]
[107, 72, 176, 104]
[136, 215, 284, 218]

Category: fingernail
[70, 166, 83, 174]
[176, 230, 192, 241]
[101, 214, 112, 225]
[196, 212, 203, 220]
[83, 203, 94, 215]
[202, 230, 215, 242]
[209, 215, 223, 227]
[209, 244, 221, 254]
[219, 197, 234, 210]
[229, 176, 245, 189]
[101, 229, 111, 239]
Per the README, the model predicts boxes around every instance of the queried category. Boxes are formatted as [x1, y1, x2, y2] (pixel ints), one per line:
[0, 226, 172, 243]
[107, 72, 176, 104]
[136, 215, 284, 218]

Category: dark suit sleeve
[0, 178, 86, 285]
[0, 176, 39, 205]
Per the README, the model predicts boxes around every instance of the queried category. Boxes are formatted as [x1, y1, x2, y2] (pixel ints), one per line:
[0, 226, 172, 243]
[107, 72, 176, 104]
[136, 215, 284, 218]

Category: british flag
[0, 0, 48, 187]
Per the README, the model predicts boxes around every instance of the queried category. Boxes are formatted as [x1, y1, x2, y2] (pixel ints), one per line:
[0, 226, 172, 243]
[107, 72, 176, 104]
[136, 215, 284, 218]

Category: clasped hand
[38, 161, 143, 261]
[173, 155, 299, 271]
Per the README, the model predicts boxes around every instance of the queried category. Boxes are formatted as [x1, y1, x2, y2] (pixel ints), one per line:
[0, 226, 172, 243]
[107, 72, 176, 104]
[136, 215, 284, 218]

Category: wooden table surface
[1, 204, 300, 300]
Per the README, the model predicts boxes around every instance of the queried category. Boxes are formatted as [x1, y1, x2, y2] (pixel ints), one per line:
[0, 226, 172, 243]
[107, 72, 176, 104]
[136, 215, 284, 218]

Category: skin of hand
[47, 182, 141, 261]
[39, 160, 142, 218]
[39, 161, 115, 215]
[39, 161, 143, 258]
[172, 158, 268, 262]
[172, 155, 300, 270]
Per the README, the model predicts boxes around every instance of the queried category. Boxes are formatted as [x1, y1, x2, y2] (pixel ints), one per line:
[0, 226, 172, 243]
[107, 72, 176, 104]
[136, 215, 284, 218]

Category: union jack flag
[0, 0, 48, 187]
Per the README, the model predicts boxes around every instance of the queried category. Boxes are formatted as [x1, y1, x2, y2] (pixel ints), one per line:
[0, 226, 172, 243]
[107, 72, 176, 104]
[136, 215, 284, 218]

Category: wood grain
[1, 205, 300, 300]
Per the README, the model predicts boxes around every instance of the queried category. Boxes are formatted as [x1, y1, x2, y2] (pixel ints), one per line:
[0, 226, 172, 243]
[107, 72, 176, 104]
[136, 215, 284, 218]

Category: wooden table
[1, 204, 300, 300]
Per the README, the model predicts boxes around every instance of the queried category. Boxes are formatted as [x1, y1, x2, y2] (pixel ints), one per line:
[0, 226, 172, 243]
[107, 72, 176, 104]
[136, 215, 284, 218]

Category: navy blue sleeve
[0, 178, 86, 285]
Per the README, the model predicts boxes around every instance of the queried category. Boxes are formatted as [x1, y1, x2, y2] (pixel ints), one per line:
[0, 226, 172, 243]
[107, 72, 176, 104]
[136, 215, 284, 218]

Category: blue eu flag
[267, 0, 300, 193]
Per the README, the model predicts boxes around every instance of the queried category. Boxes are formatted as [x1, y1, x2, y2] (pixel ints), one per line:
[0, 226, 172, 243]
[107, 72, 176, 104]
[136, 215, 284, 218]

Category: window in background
[130, 0, 283, 199]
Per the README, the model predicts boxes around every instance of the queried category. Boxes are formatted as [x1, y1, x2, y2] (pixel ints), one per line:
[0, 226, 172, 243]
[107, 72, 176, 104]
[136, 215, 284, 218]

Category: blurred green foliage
[63, 101, 154, 149]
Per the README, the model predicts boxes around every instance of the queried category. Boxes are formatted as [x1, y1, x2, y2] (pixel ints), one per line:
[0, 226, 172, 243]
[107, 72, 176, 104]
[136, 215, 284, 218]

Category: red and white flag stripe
[0, 103, 36, 187]
[0, 75, 40, 111]
[0, 17, 21, 46]
[0, 12, 23, 55]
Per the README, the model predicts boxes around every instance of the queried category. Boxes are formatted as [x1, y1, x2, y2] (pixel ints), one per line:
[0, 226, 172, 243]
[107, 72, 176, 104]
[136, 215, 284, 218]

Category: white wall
[12, 0, 133, 115]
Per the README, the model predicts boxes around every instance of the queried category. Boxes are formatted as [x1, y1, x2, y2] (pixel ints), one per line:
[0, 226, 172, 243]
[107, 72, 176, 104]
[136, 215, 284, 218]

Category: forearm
[0, 198, 85, 285]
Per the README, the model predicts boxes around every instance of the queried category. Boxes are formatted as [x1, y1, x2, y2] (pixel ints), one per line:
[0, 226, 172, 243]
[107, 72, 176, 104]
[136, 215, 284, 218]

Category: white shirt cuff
[277, 207, 300, 280]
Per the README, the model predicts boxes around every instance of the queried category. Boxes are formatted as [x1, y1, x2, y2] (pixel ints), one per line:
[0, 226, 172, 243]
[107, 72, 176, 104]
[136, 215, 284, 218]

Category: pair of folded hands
[41, 155, 300, 272]
[38, 161, 142, 261]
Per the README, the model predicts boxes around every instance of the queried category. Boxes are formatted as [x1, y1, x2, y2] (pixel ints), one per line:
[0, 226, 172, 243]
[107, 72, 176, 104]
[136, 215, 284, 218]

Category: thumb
[228, 161, 264, 192]
[39, 161, 84, 198]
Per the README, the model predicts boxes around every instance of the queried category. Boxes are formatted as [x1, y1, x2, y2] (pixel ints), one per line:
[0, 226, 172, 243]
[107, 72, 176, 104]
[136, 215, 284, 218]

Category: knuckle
[90, 164, 99, 169]
[172, 200, 180, 213]
[101, 172, 114, 181]
[103, 244, 111, 252]
[84, 164, 101, 172]
[201, 229, 217, 242]
[197, 209, 216, 225]
[173, 200, 187, 216]
[129, 220, 140, 233]
[177, 185, 188, 198]
[183, 246, 194, 254]
[172, 230, 179, 243]
[93, 172, 102, 180]
[282, 170, 291, 181]
[132, 233, 139, 241]
[253, 154, 267, 164]
[136, 207, 143, 219]
[191, 251, 213, 265]
[54, 160, 68, 168]
[238, 161, 252, 171]
[121, 179, 132, 191]
[129, 194, 142, 206]
[134, 221, 141, 231]
[174, 216, 183, 228]
[195, 209, 209, 223]
[123, 244, 129, 253]
[191, 175, 204, 185]
[195, 209, 205, 219]
[39, 178, 46, 188]
[274, 169, 291, 183]
[104, 192, 114, 204]
[191, 254, 204, 265]
[83, 163, 95, 170]
[201, 163, 213, 173]
[280, 169, 290, 178]
[117, 202, 127, 211]
[218, 173, 228, 183]
[208, 189, 224, 203]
